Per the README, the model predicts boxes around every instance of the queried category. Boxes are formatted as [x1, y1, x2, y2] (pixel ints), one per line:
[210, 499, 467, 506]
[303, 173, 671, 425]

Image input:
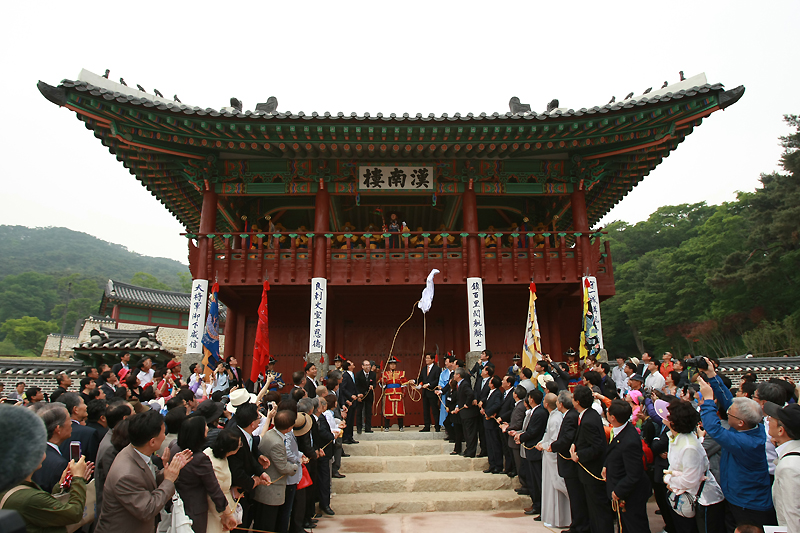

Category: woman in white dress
[204, 429, 242, 533]
[537, 392, 571, 529]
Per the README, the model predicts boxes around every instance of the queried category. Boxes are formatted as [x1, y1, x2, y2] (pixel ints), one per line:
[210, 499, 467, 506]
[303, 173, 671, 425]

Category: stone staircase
[333, 428, 527, 515]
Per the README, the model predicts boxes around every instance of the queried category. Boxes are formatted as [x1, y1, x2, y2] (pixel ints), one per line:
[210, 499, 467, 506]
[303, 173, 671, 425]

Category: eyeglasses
[726, 410, 742, 422]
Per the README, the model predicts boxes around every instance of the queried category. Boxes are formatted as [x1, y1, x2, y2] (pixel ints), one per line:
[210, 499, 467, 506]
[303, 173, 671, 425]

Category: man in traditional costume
[381, 356, 411, 432]
[265, 356, 284, 391]
[332, 354, 345, 373]
[564, 348, 582, 392]
[507, 353, 522, 387]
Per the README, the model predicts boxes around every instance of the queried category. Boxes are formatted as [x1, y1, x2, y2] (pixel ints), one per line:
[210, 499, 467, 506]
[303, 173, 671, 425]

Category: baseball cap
[763, 402, 800, 440]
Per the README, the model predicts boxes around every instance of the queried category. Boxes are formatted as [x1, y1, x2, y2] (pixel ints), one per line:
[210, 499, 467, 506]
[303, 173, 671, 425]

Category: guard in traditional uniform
[266, 356, 285, 390]
[565, 348, 581, 392]
[507, 353, 522, 386]
[332, 353, 345, 372]
[381, 355, 411, 431]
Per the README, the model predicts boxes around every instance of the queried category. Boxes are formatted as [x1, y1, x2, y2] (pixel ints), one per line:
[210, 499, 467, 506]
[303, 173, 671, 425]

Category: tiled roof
[51, 70, 733, 123]
[718, 356, 800, 373]
[101, 280, 227, 319]
[0, 358, 86, 375]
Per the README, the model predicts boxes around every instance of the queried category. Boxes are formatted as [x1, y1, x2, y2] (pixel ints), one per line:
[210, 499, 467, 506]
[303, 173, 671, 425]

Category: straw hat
[294, 412, 313, 436]
[227, 388, 257, 414]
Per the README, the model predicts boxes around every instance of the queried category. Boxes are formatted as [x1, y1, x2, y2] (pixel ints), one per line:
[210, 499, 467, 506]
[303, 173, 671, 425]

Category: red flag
[251, 280, 270, 382]
[530, 282, 536, 293]
[320, 353, 325, 364]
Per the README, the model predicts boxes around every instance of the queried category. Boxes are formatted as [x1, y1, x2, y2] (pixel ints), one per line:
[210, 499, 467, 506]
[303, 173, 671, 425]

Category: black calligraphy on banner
[411, 168, 430, 188]
[363, 168, 384, 189]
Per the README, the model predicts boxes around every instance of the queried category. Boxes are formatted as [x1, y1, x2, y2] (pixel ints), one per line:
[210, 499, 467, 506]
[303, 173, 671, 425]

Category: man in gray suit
[253, 410, 299, 532]
[504, 386, 528, 488]
[96, 410, 192, 533]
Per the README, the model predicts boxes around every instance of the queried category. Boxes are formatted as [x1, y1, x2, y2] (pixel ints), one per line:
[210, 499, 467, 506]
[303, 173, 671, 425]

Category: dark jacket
[573, 407, 607, 479]
[519, 404, 548, 460]
[603, 423, 651, 501]
[551, 408, 579, 478]
[59, 421, 100, 463]
[31, 444, 68, 493]
[482, 388, 503, 421]
[417, 364, 441, 398]
[169, 442, 228, 533]
[545, 361, 570, 391]
[227, 426, 265, 492]
[497, 389, 515, 422]
[456, 379, 478, 419]
[355, 370, 377, 396]
[303, 376, 317, 398]
[340, 372, 358, 405]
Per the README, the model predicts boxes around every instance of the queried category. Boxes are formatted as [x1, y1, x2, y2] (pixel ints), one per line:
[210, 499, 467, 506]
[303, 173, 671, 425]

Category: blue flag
[202, 282, 221, 374]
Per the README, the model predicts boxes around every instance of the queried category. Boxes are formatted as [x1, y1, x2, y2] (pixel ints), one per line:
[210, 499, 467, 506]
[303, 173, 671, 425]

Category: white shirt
[612, 421, 628, 439]
[138, 368, 155, 388]
[645, 371, 666, 392]
[764, 417, 778, 475]
[664, 431, 724, 506]
[239, 425, 253, 451]
[48, 442, 62, 455]
[324, 410, 341, 437]
[611, 366, 628, 392]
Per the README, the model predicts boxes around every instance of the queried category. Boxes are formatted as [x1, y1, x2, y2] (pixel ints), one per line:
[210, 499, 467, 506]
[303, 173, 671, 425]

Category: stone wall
[41, 334, 79, 358]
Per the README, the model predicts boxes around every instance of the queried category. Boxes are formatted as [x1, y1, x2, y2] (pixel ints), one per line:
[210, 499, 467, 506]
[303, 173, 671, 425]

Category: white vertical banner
[467, 277, 486, 352]
[186, 279, 208, 354]
[309, 277, 327, 354]
[582, 275, 604, 349]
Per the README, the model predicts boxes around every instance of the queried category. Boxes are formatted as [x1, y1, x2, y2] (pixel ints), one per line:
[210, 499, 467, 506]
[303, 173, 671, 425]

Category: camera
[684, 357, 708, 370]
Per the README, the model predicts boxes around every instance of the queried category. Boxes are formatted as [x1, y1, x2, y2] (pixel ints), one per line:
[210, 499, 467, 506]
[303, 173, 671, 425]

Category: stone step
[340, 454, 490, 474]
[343, 439, 454, 456]
[353, 428, 447, 441]
[332, 471, 520, 494]
[330, 489, 529, 515]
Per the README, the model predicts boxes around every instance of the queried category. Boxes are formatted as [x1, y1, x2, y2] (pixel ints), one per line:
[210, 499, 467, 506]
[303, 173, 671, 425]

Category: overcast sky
[2, 1, 798, 265]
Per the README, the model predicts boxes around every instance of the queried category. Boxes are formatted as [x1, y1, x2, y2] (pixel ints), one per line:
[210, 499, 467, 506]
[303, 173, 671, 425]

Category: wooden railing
[185, 230, 613, 288]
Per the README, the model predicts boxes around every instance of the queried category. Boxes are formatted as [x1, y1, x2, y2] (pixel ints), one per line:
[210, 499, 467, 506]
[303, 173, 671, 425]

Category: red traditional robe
[382, 370, 409, 418]
[567, 361, 582, 392]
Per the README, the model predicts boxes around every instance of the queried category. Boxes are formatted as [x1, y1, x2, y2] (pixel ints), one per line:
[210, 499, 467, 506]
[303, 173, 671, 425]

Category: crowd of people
[1, 348, 799, 533]
[445, 349, 800, 533]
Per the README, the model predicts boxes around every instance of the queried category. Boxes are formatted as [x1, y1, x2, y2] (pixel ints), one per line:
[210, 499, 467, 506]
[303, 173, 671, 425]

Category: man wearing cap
[381, 356, 411, 432]
[332, 354, 345, 373]
[764, 401, 800, 532]
[628, 373, 645, 393]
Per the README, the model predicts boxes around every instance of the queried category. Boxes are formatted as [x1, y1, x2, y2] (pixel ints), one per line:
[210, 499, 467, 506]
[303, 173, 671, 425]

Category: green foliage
[0, 316, 57, 353]
[177, 272, 193, 292]
[603, 115, 800, 358]
[130, 272, 171, 291]
[0, 337, 26, 356]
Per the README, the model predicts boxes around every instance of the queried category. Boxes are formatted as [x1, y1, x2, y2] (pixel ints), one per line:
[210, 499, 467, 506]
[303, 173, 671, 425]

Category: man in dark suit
[496, 375, 517, 475]
[469, 349, 492, 381]
[229, 402, 271, 532]
[505, 385, 528, 485]
[50, 373, 72, 404]
[303, 363, 318, 398]
[453, 367, 479, 457]
[550, 391, 589, 533]
[313, 398, 335, 516]
[57, 392, 100, 463]
[32, 404, 71, 492]
[518, 388, 547, 515]
[603, 399, 651, 532]
[481, 376, 504, 473]
[354, 359, 377, 433]
[96, 409, 193, 533]
[473, 364, 493, 455]
[110, 351, 132, 378]
[570, 385, 614, 533]
[417, 353, 442, 432]
[340, 360, 359, 444]
[99, 371, 119, 398]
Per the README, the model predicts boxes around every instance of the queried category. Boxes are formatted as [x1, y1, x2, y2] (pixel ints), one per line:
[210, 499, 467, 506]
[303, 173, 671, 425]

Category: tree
[130, 272, 171, 291]
[0, 316, 58, 354]
[0, 272, 59, 324]
[177, 271, 193, 293]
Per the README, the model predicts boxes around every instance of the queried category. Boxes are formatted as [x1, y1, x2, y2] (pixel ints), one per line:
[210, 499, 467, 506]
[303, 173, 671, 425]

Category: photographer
[539, 354, 569, 391]
[697, 358, 776, 531]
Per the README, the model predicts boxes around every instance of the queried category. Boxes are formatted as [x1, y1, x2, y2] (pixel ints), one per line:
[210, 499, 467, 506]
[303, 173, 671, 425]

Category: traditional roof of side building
[38, 70, 744, 235]
[72, 325, 174, 365]
[718, 356, 800, 373]
[100, 279, 227, 319]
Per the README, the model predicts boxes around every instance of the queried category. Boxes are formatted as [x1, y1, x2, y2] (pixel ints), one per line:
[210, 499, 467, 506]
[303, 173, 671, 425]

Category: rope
[556, 453, 605, 482]
[555, 452, 625, 531]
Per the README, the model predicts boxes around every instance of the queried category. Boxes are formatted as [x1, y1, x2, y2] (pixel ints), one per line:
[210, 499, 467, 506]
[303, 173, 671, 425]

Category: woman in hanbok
[536, 392, 571, 529]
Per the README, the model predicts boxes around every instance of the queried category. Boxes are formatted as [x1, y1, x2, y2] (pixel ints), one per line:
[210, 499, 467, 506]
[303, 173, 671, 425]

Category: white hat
[227, 388, 257, 413]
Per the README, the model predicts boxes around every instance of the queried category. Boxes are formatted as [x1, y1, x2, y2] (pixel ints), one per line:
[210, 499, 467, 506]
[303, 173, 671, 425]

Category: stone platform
[332, 429, 526, 515]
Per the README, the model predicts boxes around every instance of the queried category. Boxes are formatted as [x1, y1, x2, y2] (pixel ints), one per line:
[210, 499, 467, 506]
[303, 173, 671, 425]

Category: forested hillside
[0, 226, 190, 356]
[601, 115, 800, 358]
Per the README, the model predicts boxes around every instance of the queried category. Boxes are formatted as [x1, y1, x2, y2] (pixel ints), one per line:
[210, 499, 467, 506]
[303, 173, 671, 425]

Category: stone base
[306, 352, 329, 378]
[330, 490, 528, 515]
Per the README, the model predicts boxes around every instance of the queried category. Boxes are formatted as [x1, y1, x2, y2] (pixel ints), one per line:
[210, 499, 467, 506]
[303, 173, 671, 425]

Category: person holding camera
[697, 358, 776, 532]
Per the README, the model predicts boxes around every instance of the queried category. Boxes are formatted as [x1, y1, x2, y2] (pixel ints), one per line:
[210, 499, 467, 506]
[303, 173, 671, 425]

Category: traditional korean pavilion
[38, 70, 744, 384]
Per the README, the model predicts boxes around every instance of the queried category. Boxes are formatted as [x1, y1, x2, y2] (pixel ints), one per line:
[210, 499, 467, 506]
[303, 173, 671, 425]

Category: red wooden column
[570, 187, 592, 276]
[462, 180, 480, 278]
[313, 179, 330, 279]
[197, 185, 218, 280]
[224, 306, 237, 357]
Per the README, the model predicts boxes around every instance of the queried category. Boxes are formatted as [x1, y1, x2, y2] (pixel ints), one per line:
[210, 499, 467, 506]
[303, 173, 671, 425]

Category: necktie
[148, 460, 157, 481]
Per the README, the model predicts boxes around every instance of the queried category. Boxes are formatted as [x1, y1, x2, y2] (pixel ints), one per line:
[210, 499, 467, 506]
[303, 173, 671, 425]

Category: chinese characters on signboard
[308, 277, 327, 355]
[357, 166, 434, 191]
[467, 277, 486, 352]
[186, 279, 208, 354]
